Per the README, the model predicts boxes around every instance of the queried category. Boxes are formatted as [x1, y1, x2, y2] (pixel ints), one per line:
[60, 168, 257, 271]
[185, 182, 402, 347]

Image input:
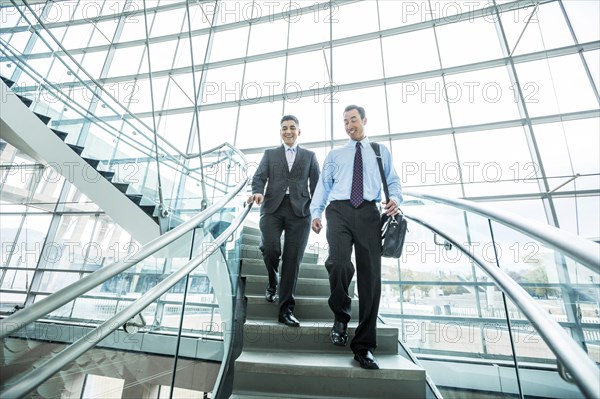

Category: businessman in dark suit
[247, 115, 320, 327]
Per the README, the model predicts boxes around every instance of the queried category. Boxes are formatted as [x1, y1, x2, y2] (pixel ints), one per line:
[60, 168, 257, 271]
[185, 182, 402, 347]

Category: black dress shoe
[354, 349, 379, 370]
[330, 320, 348, 346]
[265, 286, 277, 303]
[278, 312, 300, 327]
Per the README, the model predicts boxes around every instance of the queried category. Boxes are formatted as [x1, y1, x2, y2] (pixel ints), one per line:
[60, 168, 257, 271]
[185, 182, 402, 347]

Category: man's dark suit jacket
[252, 145, 320, 217]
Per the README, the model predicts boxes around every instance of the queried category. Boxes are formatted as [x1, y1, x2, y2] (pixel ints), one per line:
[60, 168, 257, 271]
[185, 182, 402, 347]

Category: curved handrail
[0, 179, 248, 339]
[400, 210, 600, 399]
[404, 190, 600, 273]
[0, 202, 253, 399]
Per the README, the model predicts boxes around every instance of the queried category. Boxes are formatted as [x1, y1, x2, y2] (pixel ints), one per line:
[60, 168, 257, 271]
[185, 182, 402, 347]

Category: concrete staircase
[231, 226, 426, 398]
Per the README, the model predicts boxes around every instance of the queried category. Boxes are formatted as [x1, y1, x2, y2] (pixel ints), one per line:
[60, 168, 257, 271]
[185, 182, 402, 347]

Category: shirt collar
[347, 137, 370, 147]
[284, 144, 298, 152]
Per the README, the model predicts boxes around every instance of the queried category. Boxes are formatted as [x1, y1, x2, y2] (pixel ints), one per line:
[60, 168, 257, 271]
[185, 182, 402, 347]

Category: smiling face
[280, 119, 300, 146]
[343, 108, 367, 141]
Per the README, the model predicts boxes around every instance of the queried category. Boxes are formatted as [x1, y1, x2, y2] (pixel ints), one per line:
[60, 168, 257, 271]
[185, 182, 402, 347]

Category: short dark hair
[280, 115, 299, 126]
[344, 104, 365, 119]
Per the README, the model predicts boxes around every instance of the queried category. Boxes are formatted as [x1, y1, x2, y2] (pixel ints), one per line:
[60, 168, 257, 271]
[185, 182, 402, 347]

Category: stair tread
[236, 350, 424, 379]
[242, 319, 399, 340]
[245, 275, 330, 285]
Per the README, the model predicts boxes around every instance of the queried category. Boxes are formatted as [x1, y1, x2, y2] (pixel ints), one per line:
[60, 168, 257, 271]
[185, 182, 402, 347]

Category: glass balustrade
[0, 191, 248, 398]
[379, 196, 598, 398]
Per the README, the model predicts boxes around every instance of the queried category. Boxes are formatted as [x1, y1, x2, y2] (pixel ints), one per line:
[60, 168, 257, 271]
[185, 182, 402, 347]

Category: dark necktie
[350, 142, 364, 208]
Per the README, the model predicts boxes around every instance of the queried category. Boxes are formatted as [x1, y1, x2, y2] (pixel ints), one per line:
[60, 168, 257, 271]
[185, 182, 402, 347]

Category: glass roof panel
[381, 28, 440, 77]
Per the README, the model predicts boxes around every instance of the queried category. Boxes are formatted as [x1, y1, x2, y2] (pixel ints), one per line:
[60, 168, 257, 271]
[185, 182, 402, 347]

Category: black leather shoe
[330, 320, 348, 346]
[278, 312, 300, 327]
[265, 286, 277, 303]
[354, 349, 379, 370]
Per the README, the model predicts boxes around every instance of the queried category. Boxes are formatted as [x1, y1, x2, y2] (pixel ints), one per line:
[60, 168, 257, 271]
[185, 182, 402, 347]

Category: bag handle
[370, 142, 404, 220]
[370, 142, 390, 203]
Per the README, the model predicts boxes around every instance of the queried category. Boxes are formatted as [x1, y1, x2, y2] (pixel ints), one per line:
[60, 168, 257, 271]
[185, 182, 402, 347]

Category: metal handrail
[0, 202, 253, 399]
[400, 211, 600, 399]
[404, 190, 600, 273]
[0, 179, 248, 339]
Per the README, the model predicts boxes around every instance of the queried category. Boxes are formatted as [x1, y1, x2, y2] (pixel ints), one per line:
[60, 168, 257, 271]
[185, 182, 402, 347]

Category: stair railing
[404, 190, 599, 272]
[396, 190, 600, 399]
[0, 178, 247, 340]
[0, 199, 253, 399]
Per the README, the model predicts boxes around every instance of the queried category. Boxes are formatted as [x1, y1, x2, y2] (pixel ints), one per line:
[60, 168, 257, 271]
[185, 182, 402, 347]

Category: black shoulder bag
[370, 142, 408, 259]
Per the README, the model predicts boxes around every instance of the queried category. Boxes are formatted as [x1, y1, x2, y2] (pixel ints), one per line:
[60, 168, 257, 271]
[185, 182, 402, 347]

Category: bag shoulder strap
[370, 142, 389, 202]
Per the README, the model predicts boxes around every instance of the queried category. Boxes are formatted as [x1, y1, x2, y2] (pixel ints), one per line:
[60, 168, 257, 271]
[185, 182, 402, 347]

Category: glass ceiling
[0, 0, 598, 237]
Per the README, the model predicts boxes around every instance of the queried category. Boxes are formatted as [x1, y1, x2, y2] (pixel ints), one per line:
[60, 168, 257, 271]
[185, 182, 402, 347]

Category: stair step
[127, 194, 143, 205]
[245, 295, 357, 321]
[242, 258, 328, 280]
[241, 320, 399, 354]
[112, 182, 129, 193]
[51, 129, 68, 141]
[139, 204, 156, 217]
[98, 170, 115, 181]
[242, 225, 260, 237]
[233, 350, 425, 398]
[82, 157, 99, 169]
[245, 275, 354, 297]
[240, 233, 261, 246]
[34, 112, 51, 125]
[16, 94, 32, 107]
[1, 76, 15, 88]
[240, 245, 319, 264]
[67, 144, 84, 155]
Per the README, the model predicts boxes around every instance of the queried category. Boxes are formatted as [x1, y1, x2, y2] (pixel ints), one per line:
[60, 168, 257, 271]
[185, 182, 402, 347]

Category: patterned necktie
[286, 148, 295, 171]
[350, 142, 364, 208]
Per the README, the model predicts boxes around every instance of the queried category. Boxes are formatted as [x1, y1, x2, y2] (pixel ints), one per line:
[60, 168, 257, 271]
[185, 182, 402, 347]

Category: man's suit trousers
[325, 200, 381, 353]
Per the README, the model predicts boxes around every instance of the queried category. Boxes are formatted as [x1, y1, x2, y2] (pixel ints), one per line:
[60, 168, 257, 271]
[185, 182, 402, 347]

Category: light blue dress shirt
[310, 137, 403, 220]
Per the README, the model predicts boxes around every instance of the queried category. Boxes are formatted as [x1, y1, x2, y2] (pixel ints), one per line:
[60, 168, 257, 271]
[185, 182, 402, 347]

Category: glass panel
[554, 196, 600, 239]
[515, 55, 598, 117]
[387, 77, 452, 133]
[197, 107, 238, 150]
[149, 7, 186, 38]
[107, 45, 146, 78]
[563, 0, 600, 43]
[381, 29, 440, 77]
[236, 101, 284, 149]
[210, 26, 250, 62]
[286, 49, 330, 93]
[378, 0, 430, 29]
[332, 39, 383, 85]
[89, 20, 119, 47]
[436, 17, 504, 68]
[391, 134, 459, 190]
[534, 118, 600, 186]
[287, 5, 329, 49]
[456, 126, 539, 197]
[500, 1, 574, 57]
[242, 57, 287, 98]
[202, 64, 245, 104]
[446, 66, 520, 126]
[333, 1, 379, 40]
[247, 18, 289, 56]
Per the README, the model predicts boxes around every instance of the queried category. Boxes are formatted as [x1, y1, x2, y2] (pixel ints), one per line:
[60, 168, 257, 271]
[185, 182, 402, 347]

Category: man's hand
[311, 218, 323, 234]
[382, 199, 399, 216]
[247, 194, 264, 205]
